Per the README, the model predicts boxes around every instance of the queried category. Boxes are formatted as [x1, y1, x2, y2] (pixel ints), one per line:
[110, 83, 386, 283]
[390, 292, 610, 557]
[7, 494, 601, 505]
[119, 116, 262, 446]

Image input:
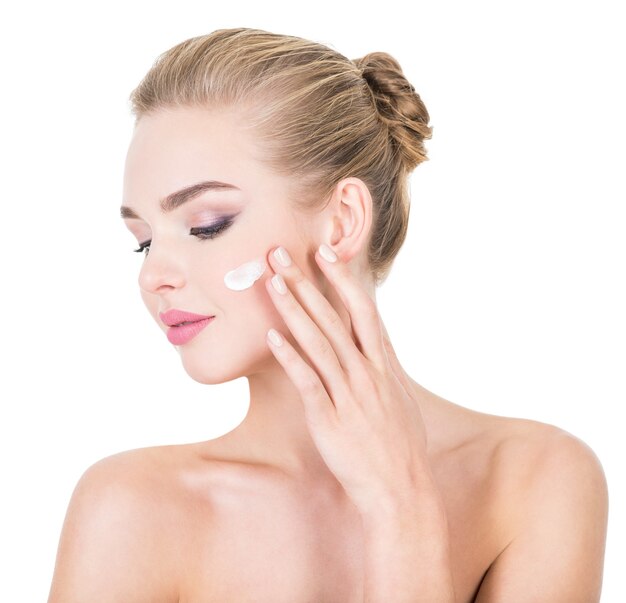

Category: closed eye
[133, 217, 235, 257]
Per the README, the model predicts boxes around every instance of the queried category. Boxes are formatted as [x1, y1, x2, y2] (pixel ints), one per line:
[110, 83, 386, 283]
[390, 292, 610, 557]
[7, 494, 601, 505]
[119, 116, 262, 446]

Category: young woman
[47, 27, 608, 602]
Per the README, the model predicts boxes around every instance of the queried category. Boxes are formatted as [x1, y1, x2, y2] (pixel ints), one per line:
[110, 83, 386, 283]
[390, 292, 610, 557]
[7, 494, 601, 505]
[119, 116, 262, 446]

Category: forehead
[122, 106, 267, 207]
[125, 107, 252, 185]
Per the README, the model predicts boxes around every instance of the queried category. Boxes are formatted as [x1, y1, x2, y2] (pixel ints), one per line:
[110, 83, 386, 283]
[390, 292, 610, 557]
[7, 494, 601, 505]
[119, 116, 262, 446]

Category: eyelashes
[133, 217, 235, 257]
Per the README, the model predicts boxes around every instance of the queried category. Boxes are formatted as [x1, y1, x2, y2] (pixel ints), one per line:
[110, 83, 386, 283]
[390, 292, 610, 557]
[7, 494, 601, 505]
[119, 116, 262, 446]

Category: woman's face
[121, 105, 325, 384]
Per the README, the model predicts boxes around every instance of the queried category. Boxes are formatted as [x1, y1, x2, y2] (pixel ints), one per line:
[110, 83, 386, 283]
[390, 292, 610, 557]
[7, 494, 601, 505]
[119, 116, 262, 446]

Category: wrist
[357, 476, 447, 527]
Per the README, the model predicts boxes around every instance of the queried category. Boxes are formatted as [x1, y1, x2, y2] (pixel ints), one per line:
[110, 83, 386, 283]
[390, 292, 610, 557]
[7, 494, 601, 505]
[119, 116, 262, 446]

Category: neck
[191, 271, 446, 482]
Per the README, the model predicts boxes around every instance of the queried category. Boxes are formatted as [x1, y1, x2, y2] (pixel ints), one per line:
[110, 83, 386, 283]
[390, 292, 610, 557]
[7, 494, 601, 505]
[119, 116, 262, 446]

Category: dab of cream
[224, 257, 267, 291]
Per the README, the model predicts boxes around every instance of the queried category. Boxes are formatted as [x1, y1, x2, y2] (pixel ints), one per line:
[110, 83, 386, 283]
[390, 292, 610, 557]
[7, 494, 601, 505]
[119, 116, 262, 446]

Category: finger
[314, 243, 388, 372]
[265, 269, 352, 407]
[268, 246, 367, 379]
[265, 327, 337, 426]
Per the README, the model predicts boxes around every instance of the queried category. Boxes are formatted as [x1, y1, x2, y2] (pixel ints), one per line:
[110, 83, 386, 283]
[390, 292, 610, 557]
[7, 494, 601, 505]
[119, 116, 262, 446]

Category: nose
[137, 241, 185, 295]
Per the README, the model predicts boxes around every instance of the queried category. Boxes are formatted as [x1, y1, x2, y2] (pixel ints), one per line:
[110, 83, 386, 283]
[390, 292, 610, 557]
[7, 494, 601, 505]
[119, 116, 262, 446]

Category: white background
[1, 1, 623, 600]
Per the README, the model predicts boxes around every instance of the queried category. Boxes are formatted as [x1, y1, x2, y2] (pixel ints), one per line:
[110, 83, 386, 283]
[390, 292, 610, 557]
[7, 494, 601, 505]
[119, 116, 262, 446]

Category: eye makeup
[133, 216, 236, 255]
[190, 217, 235, 239]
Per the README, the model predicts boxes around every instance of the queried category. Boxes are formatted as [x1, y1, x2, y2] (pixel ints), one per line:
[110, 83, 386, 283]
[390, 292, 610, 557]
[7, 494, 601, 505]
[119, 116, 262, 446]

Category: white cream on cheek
[223, 256, 267, 291]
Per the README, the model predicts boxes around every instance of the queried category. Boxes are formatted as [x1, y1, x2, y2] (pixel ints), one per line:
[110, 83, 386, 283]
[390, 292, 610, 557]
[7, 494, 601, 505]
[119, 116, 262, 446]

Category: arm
[475, 430, 609, 602]
[47, 455, 178, 603]
[359, 475, 456, 603]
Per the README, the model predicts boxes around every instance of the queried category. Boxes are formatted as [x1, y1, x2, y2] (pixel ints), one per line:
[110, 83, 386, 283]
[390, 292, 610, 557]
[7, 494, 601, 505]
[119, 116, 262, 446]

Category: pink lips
[159, 309, 215, 345]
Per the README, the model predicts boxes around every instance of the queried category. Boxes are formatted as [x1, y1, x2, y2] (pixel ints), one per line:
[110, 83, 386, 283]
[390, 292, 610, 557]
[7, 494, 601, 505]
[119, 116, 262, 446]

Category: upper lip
[159, 309, 215, 327]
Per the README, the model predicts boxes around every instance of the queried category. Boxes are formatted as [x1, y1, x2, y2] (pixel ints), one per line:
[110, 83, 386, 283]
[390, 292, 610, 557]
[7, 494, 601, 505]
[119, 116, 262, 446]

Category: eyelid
[134, 213, 238, 239]
[191, 215, 233, 230]
[132, 215, 236, 254]
[190, 217, 234, 236]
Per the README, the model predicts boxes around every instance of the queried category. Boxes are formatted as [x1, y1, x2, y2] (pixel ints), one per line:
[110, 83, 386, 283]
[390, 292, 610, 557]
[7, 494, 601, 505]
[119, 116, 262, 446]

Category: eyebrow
[120, 180, 241, 219]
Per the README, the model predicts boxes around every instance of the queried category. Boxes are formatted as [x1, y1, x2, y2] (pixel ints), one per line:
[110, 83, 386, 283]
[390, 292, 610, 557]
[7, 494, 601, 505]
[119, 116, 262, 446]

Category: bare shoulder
[434, 395, 606, 492]
[47, 446, 185, 603]
[451, 404, 608, 514]
[457, 409, 609, 601]
[484, 414, 608, 507]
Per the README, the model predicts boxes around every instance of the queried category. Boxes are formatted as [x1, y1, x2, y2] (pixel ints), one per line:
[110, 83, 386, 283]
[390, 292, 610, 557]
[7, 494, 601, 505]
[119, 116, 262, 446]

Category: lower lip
[166, 317, 215, 345]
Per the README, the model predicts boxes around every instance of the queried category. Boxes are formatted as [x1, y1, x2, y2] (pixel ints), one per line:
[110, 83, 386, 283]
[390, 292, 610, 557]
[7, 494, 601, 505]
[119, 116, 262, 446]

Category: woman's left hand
[264, 243, 434, 514]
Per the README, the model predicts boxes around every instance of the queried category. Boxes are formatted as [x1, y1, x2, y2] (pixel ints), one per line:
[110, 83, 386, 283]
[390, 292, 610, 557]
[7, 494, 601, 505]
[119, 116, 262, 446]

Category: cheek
[219, 255, 284, 324]
[193, 252, 269, 296]
[223, 256, 267, 291]
[222, 256, 273, 314]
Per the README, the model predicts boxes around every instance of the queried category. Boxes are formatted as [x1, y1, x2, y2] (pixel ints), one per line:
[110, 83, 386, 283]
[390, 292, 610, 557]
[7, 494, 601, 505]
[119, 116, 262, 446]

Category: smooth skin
[47, 106, 608, 602]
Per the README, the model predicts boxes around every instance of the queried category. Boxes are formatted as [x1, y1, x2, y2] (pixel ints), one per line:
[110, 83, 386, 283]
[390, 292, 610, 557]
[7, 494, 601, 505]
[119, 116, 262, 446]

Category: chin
[175, 332, 276, 385]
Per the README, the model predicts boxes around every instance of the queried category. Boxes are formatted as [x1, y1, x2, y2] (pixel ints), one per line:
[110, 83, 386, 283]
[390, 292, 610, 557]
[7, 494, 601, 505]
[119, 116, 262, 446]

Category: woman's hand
[264, 243, 434, 514]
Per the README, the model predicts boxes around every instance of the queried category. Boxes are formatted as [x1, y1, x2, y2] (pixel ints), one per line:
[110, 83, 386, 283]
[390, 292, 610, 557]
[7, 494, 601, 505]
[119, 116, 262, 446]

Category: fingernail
[271, 273, 287, 294]
[267, 328, 283, 346]
[319, 243, 337, 263]
[274, 246, 292, 267]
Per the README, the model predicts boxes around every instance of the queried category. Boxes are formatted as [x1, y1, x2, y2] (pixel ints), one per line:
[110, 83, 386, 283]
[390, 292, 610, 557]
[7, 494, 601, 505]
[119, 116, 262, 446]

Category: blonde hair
[128, 27, 432, 287]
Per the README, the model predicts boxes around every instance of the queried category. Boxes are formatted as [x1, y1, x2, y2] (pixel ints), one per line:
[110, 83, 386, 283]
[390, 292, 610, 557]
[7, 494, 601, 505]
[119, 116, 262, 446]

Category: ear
[322, 177, 373, 265]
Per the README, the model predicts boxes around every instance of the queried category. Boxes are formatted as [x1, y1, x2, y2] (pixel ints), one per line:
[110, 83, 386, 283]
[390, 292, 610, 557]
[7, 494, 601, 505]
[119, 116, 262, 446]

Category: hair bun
[353, 52, 432, 170]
